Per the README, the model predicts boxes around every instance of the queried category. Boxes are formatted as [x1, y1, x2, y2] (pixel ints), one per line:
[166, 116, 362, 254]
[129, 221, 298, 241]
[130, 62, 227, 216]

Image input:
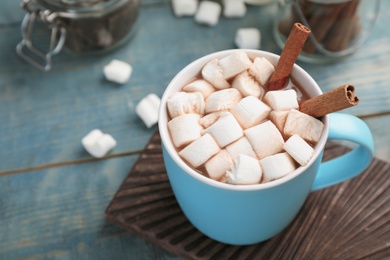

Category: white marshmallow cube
[230, 96, 271, 129]
[245, 120, 284, 160]
[195, 1, 221, 27]
[202, 59, 230, 89]
[263, 89, 299, 111]
[205, 149, 234, 180]
[283, 134, 314, 166]
[248, 57, 275, 86]
[223, 0, 247, 18]
[167, 91, 205, 118]
[82, 129, 117, 158]
[204, 112, 244, 148]
[226, 154, 262, 185]
[284, 109, 325, 144]
[219, 51, 252, 80]
[232, 70, 263, 98]
[226, 137, 257, 161]
[235, 28, 261, 49]
[103, 59, 133, 84]
[179, 133, 220, 168]
[260, 152, 296, 183]
[168, 114, 202, 148]
[269, 110, 289, 133]
[182, 79, 216, 98]
[136, 93, 161, 128]
[172, 0, 198, 17]
[205, 88, 242, 113]
[198, 111, 225, 128]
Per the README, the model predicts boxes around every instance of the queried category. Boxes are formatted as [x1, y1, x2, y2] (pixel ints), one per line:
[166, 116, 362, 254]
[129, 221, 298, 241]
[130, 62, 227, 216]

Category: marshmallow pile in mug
[166, 51, 324, 185]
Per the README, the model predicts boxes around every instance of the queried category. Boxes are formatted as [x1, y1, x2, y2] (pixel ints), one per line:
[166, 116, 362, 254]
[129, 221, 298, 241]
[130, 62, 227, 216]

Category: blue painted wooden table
[1, 0, 389, 259]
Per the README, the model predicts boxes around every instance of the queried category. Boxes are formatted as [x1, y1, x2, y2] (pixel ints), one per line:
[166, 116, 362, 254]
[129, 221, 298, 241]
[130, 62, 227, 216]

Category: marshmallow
[82, 129, 117, 158]
[199, 110, 226, 128]
[244, 120, 285, 160]
[232, 70, 264, 98]
[269, 110, 289, 133]
[179, 133, 220, 168]
[195, 1, 222, 27]
[226, 154, 262, 185]
[284, 109, 325, 144]
[263, 89, 299, 111]
[219, 51, 252, 80]
[225, 136, 257, 161]
[235, 28, 261, 49]
[230, 96, 271, 129]
[168, 114, 202, 148]
[167, 91, 205, 118]
[223, 0, 247, 18]
[136, 93, 161, 128]
[204, 112, 243, 148]
[283, 134, 314, 166]
[103, 59, 132, 84]
[182, 79, 216, 98]
[205, 149, 234, 180]
[172, 0, 198, 17]
[202, 59, 230, 89]
[205, 88, 242, 114]
[260, 152, 296, 183]
[248, 57, 275, 86]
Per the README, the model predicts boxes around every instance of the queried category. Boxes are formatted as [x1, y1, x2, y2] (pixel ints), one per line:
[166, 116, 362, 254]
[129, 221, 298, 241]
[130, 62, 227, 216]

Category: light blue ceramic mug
[158, 49, 374, 245]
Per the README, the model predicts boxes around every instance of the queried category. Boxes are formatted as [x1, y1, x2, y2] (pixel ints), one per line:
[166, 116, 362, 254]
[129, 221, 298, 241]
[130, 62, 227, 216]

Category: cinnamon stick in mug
[268, 23, 310, 91]
[299, 84, 359, 118]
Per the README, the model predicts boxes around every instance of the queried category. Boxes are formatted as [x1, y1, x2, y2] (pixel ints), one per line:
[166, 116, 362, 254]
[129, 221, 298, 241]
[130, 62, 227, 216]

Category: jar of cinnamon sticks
[17, 0, 140, 71]
[274, 0, 380, 63]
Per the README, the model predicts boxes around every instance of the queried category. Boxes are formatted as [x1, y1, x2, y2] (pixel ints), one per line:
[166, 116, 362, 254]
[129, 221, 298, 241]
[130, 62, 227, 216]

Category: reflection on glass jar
[17, 0, 140, 71]
[273, 0, 380, 63]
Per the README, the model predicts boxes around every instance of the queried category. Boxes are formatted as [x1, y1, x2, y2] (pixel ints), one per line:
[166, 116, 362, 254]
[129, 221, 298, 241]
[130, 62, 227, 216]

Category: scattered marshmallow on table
[81, 129, 117, 158]
[103, 59, 133, 84]
[223, 0, 247, 18]
[136, 93, 161, 128]
[235, 28, 261, 49]
[172, 0, 198, 17]
[195, 1, 222, 27]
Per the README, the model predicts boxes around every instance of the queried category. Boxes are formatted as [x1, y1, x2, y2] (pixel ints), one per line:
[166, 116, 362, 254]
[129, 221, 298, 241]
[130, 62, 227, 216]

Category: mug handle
[311, 113, 375, 191]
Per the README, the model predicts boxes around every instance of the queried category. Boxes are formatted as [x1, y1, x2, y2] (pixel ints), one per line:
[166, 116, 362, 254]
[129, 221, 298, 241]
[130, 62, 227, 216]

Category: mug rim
[158, 49, 330, 191]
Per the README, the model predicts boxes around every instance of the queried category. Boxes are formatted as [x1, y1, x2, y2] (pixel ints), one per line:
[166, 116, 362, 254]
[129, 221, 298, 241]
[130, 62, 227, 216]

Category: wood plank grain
[0, 155, 181, 259]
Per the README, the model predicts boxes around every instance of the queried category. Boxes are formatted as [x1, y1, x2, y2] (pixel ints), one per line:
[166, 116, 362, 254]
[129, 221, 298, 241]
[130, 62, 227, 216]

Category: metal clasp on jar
[16, 0, 66, 71]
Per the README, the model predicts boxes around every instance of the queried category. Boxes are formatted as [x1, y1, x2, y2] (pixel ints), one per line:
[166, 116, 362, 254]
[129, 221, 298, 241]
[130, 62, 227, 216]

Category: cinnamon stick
[299, 84, 359, 118]
[268, 23, 310, 91]
[303, 2, 347, 54]
[324, 0, 360, 52]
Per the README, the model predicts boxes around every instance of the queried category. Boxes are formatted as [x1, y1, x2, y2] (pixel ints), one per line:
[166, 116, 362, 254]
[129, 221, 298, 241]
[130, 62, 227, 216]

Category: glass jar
[273, 0, 380, 63]
[17, 0, 140, 71]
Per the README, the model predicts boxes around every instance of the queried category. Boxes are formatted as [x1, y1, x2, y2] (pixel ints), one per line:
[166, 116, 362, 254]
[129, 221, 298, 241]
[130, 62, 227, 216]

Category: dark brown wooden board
[105, 131, 390, 259]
